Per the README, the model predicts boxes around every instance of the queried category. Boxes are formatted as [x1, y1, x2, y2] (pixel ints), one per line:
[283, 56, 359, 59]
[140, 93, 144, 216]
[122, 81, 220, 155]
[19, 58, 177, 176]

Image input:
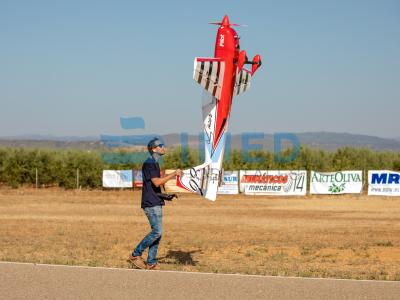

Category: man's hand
[157, 193, 178, 201]
[151, 169, 184, 187]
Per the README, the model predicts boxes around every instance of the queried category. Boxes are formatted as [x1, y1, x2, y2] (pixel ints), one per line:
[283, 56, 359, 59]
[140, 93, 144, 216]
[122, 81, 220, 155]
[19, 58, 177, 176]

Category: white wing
[193, 58, 225, 99]
[234, 68, 252, 95]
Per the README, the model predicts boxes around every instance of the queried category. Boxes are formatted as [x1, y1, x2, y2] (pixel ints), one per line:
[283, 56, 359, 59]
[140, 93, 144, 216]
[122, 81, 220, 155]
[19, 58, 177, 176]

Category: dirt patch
[1, 188, 399, 280]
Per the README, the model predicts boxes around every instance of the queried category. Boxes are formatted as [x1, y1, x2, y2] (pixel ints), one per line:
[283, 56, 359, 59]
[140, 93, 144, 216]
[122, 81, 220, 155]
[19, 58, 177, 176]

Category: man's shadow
[159, 250, 200, 266]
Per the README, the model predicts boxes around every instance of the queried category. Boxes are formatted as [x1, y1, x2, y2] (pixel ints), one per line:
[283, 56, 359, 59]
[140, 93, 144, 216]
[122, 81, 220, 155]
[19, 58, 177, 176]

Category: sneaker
[127, 255, 147, 269]
[147, 263, 160, 270]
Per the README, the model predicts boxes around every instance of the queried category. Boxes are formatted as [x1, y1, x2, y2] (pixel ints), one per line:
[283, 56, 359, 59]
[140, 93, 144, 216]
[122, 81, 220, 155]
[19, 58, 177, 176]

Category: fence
[102, 169, 400, 197]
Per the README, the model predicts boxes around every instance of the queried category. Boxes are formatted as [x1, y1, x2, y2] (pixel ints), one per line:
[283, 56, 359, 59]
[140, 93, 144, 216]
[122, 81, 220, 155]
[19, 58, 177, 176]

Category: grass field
[0, 188, 399, 280]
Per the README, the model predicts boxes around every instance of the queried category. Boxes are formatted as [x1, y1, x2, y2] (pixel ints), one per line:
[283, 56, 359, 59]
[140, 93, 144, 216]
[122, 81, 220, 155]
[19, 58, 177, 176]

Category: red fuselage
[212, 22, 240, 149]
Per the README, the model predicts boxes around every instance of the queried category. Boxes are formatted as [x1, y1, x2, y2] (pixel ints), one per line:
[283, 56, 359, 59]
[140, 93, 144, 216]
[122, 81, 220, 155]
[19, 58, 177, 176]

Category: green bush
[0, 146, 399, 188]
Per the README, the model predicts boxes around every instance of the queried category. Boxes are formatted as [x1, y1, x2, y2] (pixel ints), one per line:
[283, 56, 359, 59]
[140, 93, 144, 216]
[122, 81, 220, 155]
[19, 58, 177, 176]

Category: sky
[0, 0, 399, 138]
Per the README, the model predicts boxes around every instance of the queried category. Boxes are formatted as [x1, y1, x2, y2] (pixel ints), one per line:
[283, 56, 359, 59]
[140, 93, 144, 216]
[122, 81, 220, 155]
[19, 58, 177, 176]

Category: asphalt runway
[0, 262, 399, 300]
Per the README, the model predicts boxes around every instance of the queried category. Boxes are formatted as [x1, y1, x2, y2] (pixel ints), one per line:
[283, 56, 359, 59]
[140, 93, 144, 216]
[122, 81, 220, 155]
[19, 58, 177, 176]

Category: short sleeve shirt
[141, 157, 164, 208]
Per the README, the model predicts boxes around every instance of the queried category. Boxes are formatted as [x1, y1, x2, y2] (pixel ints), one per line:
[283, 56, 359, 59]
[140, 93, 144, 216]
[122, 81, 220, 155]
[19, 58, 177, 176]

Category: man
[127, 138, 183, 270]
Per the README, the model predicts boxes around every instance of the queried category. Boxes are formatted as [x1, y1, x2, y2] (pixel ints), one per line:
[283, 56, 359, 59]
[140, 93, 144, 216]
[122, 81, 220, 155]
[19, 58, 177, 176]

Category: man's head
[147, 138, 166, 155]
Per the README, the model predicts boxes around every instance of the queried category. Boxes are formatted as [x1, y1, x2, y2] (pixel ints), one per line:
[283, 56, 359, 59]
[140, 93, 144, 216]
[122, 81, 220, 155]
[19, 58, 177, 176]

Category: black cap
[147, 138, 163, 152]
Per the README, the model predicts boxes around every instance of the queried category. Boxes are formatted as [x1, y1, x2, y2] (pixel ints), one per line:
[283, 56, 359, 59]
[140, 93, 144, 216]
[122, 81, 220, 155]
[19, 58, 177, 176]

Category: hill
[1, 132, 400, 152]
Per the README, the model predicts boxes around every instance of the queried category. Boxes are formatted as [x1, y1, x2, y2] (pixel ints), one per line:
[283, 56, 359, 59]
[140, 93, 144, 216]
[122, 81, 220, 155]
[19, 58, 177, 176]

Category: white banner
[310, 171, 363, 194]
[368, 170, 400, 196]
[102, 170, 133, 188]
[218, 171, 239, 194]
[240, 170, 307, 196]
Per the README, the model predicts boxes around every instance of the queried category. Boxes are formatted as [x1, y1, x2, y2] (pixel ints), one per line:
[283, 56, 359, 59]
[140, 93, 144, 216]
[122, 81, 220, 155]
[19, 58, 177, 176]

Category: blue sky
[0, 0, 399, 138]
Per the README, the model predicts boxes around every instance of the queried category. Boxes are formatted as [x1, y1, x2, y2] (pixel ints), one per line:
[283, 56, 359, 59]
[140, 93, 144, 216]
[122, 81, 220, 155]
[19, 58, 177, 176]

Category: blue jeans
[133, 205, 163, 265]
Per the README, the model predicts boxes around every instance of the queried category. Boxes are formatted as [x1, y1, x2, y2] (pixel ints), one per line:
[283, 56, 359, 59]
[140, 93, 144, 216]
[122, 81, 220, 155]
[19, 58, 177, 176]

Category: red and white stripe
[193, 58, 225, 99]
[234, 68, 252, 95]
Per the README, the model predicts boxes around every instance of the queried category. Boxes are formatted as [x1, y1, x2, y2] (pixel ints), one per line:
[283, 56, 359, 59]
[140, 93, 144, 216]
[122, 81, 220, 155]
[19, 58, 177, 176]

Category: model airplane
[177, 15, 262, 201]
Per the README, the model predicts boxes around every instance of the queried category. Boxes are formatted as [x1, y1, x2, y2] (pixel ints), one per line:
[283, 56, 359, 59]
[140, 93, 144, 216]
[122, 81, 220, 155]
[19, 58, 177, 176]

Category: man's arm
[151, 169, 183, 187]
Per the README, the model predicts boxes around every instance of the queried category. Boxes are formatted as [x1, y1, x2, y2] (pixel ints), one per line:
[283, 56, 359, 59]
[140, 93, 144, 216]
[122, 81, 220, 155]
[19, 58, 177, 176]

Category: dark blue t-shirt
[141, 157, 164, 208]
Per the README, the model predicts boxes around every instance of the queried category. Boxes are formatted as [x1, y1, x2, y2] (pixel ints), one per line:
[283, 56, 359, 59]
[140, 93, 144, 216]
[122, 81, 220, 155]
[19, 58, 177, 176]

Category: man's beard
[151, 151, 164, 162]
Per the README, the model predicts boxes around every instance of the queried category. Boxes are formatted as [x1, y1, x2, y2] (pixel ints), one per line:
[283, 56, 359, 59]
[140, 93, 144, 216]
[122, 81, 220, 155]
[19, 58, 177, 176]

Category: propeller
[209, 22, 243, 27]
[209, 15, 247, 27]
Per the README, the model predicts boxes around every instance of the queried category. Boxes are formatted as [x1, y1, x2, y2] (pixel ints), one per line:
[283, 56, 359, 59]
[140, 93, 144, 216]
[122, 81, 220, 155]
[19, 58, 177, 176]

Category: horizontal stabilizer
[177, 162, 221, 201]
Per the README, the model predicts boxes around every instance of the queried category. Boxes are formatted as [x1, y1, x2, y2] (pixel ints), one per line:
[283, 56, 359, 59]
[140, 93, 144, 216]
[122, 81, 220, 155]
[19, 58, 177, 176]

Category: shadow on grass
[159, 250, 200, 266]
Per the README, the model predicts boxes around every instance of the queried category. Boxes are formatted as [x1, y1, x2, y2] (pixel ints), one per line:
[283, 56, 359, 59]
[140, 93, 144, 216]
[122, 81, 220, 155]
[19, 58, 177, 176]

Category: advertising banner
[368, 170, 400, 196]
[218, 171, 239, 195]
[133, 170, 143, 188]
[102, 170, 133, 188]
[310, 171, 363, 194]
[240, 170, 307, 196]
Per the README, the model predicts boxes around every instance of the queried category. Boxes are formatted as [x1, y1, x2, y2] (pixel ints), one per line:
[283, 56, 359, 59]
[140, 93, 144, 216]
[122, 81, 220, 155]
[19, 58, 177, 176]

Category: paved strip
[0, 262, 399, 300]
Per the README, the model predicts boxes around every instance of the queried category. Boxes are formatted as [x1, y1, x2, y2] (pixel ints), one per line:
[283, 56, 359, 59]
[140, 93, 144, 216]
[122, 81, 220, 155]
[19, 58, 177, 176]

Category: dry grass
[1, 188, 400, 280]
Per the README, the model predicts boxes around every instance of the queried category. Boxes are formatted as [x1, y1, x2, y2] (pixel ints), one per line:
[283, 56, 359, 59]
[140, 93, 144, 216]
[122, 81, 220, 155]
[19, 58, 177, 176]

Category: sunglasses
[157, 144, 165, 148]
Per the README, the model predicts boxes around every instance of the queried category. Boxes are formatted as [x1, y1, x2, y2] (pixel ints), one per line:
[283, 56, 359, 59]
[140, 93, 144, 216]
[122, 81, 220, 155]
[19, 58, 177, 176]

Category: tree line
[0, 147, 399, 188]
